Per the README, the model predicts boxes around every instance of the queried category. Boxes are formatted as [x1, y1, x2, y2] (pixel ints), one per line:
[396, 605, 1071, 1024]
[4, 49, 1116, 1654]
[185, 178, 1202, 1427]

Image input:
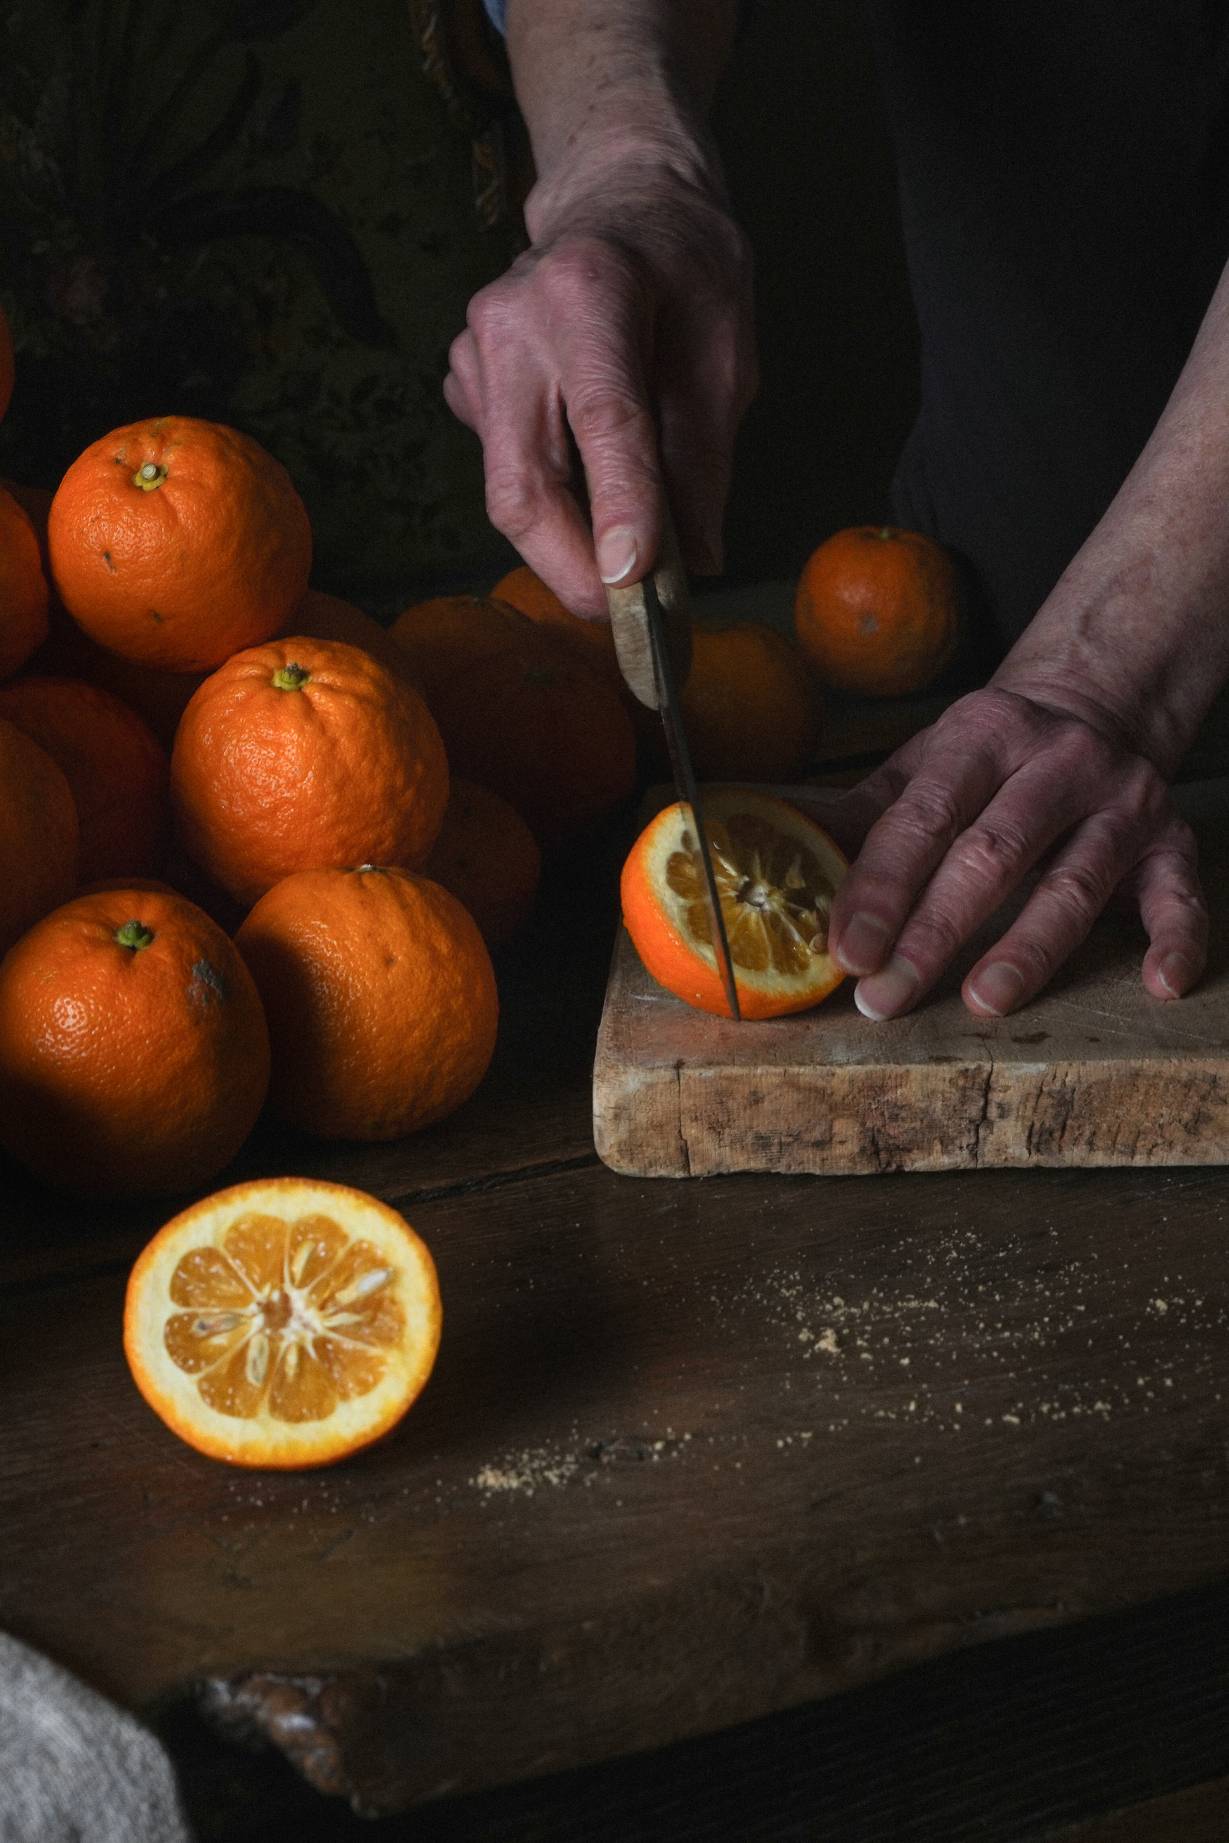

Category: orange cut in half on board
[124, 1178, 441, 1469]
[621, 788, 849, 1019]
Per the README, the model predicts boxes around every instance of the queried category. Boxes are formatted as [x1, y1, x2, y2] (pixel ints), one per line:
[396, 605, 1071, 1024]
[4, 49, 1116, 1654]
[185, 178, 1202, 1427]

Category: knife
[605, 514, 743, 1022]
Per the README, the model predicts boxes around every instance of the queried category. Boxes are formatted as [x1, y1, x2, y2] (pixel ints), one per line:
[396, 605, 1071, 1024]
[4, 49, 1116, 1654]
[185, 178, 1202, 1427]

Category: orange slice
[124, 1178, 441, 1469]
[620, 787, 849, 1019]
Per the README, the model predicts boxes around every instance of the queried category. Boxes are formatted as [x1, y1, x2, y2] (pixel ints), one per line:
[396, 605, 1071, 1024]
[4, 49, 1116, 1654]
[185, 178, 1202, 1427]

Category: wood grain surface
[595, 780, 1229, 1178]
[1047, 1781, 1229, 1843]
[167, 1574, 1229, 1839]
[4, 693, 1229, 1829]
[7, 1143, 1229, 1813]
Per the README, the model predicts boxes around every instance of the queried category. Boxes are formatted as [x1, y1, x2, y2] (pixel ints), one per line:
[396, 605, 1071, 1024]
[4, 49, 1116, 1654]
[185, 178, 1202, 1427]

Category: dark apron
[867, 1, 1229, 652]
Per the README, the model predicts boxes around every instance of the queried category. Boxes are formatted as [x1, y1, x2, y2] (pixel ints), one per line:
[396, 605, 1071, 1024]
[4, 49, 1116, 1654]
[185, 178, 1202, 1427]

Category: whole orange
[290, 588, 420, 688]
[679, 623, 820, 781]
[490, 564, 622, 687]
[0, 717, 78, 956]
[423, 778, 542, 949]
[0, 886, 269, 1196]
[235, 865, 499, 1141]
[0, 485, 50, 680]
[794, 525, 960, 697]
[430, 643, 636, 849]
[0, 305, 12, 421]
[0, 676, 168, 883]
[48, 416, 312, 671]
[171, 636, 449, 905]
[389, 592, 532, 705]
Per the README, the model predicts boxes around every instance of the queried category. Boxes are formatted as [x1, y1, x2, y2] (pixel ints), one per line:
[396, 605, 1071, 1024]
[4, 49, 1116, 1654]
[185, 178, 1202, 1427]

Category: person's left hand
[796, 683, 1208, 1019]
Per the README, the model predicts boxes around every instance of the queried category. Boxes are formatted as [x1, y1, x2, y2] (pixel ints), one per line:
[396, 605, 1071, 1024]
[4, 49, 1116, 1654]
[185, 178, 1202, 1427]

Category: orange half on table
[124, 1178, 441, 1469]
[621, 788, 849, 1019]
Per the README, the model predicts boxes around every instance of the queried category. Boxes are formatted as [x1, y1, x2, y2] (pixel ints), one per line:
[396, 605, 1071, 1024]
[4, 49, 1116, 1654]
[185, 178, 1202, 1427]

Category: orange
[430, 644, 636, 849]
[423, 778, 541, 949]
[680, 624, 820, 781]
[31, 585, 401, 751]
[0, 886, 269, 1196]
[235, 865, 499, 1140]
[289, 588, 420, 689]
[389, 591, 531, 705]
[794, 525, 960, 697]
[0, 717, 78, 957]
[0, 305, 12, 422]
[123, 1177, 441, 1469]
[390, 593, 635, 846]
[0, 484, 50, 680]
[490, 564, 622, 687]
[29, 598, 204, 749]
[0, 675, 168, 883]
[81, 877, 177, 896]
[171, 636, 449, 905]
[0, 480, 52, 573]
[620, 787, 848, 1019]
[48, 416, 311, 672]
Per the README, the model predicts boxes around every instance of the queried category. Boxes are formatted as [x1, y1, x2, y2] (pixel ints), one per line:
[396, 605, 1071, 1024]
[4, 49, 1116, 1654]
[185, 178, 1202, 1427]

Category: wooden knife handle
[605, 513, 693, 711]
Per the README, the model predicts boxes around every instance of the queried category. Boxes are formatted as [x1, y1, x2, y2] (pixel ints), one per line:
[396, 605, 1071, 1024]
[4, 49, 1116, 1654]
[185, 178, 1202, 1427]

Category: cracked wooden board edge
[594, 964, 1229, 1177]
[182, 1570, 1101, 1815]
[593, 778, 1229, 1179]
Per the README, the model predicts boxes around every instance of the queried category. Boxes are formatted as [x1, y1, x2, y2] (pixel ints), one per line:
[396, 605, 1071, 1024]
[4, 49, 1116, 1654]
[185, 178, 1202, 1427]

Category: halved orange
[124, 1178, 442, 1469]
[621, 788, 849, 1019]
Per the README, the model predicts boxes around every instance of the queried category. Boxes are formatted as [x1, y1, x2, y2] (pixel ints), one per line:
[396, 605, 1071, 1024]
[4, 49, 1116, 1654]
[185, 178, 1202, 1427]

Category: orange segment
[621, 788, 849, 1019]
[124, 1178, 441, 1468]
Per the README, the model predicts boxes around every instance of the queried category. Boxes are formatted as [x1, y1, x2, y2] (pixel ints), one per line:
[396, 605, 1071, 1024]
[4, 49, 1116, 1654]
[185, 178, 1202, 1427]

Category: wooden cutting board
[593, 779, 1229, 1178]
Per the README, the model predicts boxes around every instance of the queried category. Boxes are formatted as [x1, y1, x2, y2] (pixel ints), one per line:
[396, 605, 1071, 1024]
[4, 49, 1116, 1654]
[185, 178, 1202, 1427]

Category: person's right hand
[444, 154, 757, 616]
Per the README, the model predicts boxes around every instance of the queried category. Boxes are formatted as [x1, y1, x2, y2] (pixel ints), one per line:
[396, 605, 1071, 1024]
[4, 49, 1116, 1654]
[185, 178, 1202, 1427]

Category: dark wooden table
[4, 677, 1229, 1842]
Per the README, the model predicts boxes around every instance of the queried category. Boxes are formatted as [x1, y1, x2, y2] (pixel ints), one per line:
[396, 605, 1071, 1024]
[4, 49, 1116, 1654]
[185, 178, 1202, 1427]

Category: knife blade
[606, 519, 742, 1022]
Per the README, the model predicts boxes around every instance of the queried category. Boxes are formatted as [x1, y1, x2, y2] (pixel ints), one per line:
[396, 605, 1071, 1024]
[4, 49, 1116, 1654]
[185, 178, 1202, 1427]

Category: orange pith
[124, 1178, 441, 1469]
[621, 789, 848, 1019]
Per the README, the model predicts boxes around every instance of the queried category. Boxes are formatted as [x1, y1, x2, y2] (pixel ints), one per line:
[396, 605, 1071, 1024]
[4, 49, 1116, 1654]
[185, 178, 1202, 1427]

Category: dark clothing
[867, 2, 1229, 649]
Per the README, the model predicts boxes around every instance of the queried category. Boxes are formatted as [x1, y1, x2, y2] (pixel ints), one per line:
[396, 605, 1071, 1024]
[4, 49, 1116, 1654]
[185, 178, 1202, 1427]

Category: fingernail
[968, 961, 1025, 1016]
[836, 911, 891, 975]
[1157, 951, 1192, 998]
[854, 954, 919, 1021]
[597, 526, 638, 585]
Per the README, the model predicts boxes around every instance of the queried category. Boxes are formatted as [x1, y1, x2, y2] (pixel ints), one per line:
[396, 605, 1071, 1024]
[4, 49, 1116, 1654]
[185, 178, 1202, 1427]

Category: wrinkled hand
[801, 685, 1207, 1019]
[444, 161, 756, 616]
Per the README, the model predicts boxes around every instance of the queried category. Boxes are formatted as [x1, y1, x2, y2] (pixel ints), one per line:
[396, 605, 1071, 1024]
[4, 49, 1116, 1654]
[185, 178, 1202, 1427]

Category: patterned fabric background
[0, 0, 917, 606]
[0, 0, 525, 603]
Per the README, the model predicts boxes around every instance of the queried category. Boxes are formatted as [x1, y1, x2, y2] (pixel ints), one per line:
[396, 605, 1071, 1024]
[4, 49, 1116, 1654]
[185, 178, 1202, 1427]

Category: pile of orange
[0, 305, 570, 1240]
[390, 587, 636, 847]
[0, 290, 968, 1467]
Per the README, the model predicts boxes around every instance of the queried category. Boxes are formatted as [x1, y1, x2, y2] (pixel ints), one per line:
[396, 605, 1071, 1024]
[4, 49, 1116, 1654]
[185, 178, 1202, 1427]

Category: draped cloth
[0, 1633, 192, 1843]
